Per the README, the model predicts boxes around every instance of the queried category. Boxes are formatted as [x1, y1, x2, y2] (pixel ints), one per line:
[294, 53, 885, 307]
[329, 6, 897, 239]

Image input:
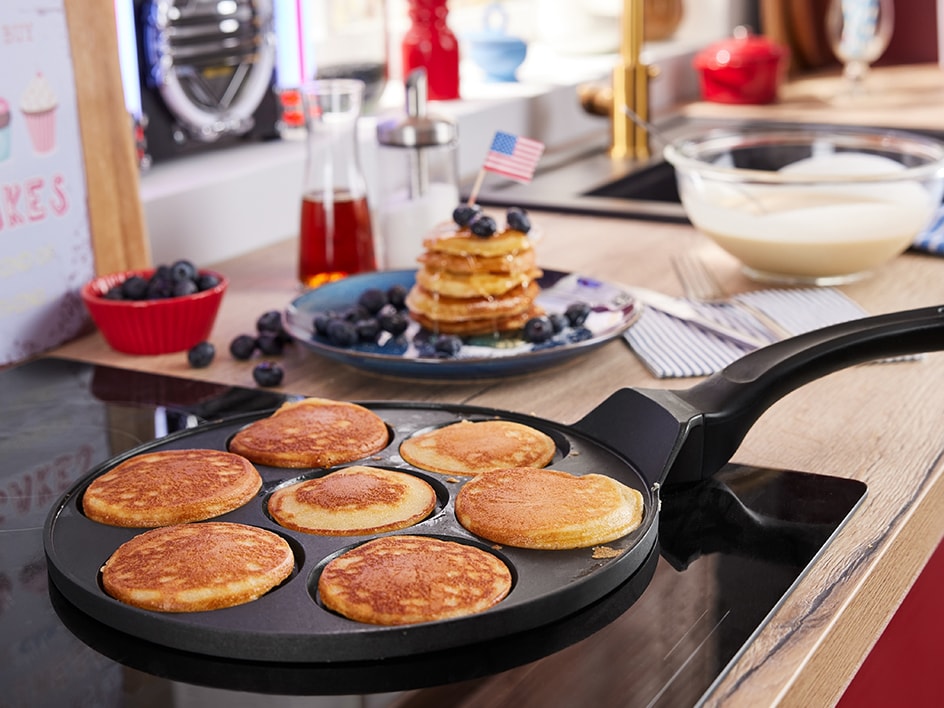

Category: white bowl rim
[663, 126, 944, 185]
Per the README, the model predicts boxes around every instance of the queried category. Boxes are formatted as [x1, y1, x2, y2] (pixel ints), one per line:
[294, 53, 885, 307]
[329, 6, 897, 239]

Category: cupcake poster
[0, 0, 94, 365]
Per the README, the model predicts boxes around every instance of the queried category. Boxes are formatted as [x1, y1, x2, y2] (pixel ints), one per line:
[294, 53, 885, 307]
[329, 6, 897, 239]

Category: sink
[466, 114, 701, 222]
[468, 116, 944, 221]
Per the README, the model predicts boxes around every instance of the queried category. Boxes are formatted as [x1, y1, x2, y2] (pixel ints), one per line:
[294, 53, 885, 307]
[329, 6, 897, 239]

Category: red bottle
[402, 0, 460, 101]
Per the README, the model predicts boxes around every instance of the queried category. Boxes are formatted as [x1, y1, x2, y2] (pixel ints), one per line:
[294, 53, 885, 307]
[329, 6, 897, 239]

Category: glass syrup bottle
[298, 79, 377, 288]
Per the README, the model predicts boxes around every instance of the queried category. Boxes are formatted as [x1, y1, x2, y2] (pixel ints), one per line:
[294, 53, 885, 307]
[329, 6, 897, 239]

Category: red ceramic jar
[693, 27, 789, 105]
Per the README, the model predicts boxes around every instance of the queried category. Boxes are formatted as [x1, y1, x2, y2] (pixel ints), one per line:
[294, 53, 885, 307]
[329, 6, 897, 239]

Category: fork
[672, 252, 792, 341]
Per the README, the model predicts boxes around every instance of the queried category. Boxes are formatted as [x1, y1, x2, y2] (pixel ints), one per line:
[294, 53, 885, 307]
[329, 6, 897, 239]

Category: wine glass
[825, 0, 894, 96]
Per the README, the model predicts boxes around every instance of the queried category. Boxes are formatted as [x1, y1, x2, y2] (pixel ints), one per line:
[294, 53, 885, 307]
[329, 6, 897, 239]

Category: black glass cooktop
[1, 358, 866, 707]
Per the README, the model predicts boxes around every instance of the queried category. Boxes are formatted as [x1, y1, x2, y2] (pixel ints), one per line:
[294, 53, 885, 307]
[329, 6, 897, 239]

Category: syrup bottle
[297, 79, 377, 288]
[402, 0, 460, 101]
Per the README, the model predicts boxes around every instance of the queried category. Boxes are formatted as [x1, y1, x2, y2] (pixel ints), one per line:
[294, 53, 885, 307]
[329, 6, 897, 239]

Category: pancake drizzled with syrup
[229, 397, 389, 468]
[101, 522, 294, 613]
[82, 449, 262, 527]
[268, 466, 436, 535]
[455, 467, 645, 550]
[405, 206, 544, 336]
[400, 419, 556, 476]
[318, 535, 512, 625]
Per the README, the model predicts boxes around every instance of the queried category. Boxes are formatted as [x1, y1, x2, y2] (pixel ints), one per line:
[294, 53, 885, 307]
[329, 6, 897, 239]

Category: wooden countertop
[683, 63, 944, 133]
[51, 206, 944, 705]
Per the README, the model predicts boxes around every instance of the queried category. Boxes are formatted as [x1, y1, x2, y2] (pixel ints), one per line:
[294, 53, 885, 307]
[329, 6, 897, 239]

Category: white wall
[141, 0, 752, 267]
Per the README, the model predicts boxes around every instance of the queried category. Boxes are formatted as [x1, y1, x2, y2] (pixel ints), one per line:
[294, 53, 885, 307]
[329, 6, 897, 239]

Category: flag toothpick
[467, 131, 546, 205]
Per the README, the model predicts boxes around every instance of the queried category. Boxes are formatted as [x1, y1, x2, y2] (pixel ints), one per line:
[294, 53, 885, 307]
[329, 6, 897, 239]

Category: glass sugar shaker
[376, 68, 459, 269]
[298, 79, 377, 288]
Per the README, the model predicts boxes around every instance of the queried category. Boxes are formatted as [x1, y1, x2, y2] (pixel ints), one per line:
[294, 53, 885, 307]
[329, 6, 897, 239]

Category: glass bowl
[664, 126, 944, 284]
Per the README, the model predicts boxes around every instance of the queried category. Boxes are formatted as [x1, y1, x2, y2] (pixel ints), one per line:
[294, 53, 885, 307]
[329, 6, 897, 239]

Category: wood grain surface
[65, 0, 150, 274]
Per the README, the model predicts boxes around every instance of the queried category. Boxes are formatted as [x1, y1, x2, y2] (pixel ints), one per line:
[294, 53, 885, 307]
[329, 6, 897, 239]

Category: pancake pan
[45, 304, 944, 667]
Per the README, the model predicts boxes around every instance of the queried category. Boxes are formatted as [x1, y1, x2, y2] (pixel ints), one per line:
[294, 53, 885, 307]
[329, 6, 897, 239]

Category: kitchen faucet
[577, 0, 655, 161]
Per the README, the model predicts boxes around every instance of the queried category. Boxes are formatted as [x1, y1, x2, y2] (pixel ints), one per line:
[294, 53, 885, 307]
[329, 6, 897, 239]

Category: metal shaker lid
[376, 68, 458, 148]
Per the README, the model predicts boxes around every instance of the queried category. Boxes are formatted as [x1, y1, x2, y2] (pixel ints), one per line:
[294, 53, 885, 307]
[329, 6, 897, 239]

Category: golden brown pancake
[268, 466, 436, 535]
[424, 228, 532, 258]
[83, 449, 262, 528]
[318, 535, 511, 625]
[229, 398, 389, 469]
[410, 307, 540, 336]
[414, 266, 542, 299]
[399, 419, 556, 476]
[405, 281, 540, 323]
[101, 522, 294, 612]
[419, 248, 537, 275]
[455, 467, 645, 549]
[408, 217, 542, 336]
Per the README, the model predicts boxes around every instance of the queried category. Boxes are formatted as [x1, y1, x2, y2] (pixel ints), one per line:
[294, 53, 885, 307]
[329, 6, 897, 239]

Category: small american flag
[482, 131, 545, 183]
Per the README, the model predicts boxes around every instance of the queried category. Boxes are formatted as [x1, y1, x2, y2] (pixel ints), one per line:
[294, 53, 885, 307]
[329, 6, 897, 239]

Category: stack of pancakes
[405, 224, 543, 336]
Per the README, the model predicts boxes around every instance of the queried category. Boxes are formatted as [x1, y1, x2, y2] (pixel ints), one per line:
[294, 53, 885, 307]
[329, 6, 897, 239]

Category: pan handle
[671, 304, 944, 481]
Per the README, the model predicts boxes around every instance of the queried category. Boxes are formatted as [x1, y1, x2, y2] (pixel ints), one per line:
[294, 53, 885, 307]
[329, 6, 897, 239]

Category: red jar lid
[693, 26, 788, 70]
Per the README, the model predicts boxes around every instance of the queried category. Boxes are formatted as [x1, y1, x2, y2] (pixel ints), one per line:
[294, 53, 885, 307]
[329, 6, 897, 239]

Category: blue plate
[284, 269, 640, 379]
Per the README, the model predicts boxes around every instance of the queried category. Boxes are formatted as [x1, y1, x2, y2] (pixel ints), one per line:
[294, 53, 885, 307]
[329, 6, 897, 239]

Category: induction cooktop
[1, 357, 866, 707]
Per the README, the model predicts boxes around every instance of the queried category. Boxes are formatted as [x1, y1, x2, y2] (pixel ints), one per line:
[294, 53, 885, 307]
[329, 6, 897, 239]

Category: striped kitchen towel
[913, 204, 944, 255]
[624, 287, 880, 378]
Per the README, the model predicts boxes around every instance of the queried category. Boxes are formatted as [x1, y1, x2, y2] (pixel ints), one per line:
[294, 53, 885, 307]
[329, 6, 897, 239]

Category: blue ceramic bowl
[465, 4, 527, 82]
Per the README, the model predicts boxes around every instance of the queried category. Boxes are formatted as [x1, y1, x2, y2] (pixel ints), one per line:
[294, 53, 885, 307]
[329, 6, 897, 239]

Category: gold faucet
[577, 0, 655, 161]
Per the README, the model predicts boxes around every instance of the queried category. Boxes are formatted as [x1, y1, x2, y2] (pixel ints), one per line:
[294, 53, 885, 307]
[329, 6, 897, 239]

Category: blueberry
[326, 319, 358, 347]
[523, 316, 554, 343]
[313, 312, 335, 337]
[453, 203, 482, 227]
[256, 310, 283, 334]
[256, 332, 285, 355]
[340, 305, 370, 322]
[379, 311, 408, 337]
[103, 287, 125, 300]
[506, 207, 531, 233]
[355, 318, 381, 342]
[172, 278, 198, 297]
[376, 303, 398, 320]
[146, 276, 173, 299]
[548, 313, 568, 334]
[196, 272, 221, 290]
[120, 275, 148, 300]
[187, 341, 215, 368]
[469, 215, 497, 238]
[252, 361, 284, 387]
[229, 334, 257, 360]
[565, 302, 591, 327]
[358, 287, 388, 314]
[387, 284, 408, 310]
[433, 335, 463, 357]
[170, 259, 198, 282]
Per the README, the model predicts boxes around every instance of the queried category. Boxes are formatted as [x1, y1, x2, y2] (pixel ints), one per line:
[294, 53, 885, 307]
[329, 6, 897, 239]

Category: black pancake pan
[44, 305, 944, 667]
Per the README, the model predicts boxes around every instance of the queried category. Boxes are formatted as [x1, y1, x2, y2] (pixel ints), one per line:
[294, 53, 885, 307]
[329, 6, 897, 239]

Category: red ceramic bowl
[81, 269, 228, 355]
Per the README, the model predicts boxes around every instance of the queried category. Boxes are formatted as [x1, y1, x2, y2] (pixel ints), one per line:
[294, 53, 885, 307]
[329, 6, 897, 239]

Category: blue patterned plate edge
[283, 269, 639, 379]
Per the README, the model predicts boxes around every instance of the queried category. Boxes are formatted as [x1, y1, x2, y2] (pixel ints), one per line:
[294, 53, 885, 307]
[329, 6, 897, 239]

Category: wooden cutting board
[65, 0, 149, 275]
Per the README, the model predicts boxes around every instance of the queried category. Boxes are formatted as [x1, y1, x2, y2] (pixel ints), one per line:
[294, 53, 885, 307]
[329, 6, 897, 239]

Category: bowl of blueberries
[81, 260, 227, 355]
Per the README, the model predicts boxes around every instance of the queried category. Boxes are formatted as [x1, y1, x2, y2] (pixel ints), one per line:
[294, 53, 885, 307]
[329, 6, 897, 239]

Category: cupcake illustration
[20, 72, 58, 154]
[0, 98, 10, 161]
